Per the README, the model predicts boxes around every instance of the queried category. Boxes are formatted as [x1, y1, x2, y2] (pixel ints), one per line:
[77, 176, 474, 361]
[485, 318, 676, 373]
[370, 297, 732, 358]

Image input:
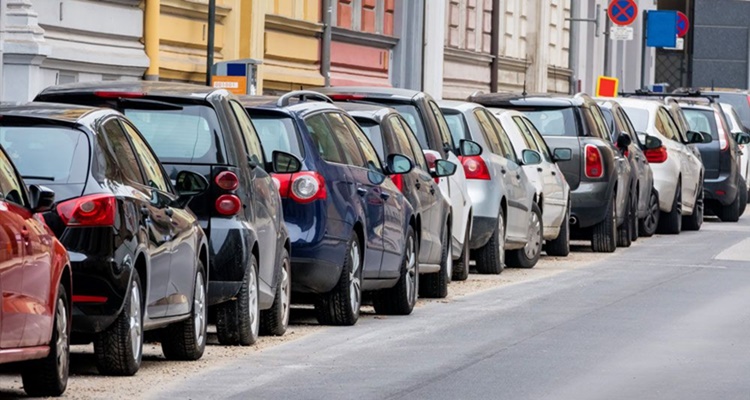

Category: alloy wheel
[497, 212, 506, 265]
[55, 298, 69, 382]
[194, 273, 207, 348]
[248, 268, 259, 338]
[129, 283, 142, 362]
[645, 192, 659, 232]
[349, 241, 362, 314]
[280, 260, 291, 328]
[405, 235, 417, 307]
[524, 211, 542, 259]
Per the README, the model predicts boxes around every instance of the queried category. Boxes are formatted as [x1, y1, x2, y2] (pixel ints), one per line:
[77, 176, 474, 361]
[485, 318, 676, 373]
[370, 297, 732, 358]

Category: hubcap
[194, 273, 206, 346]
[405, 235, 417, 306]
[444, 230, 452, 280]
[524, 211, 542, 259]
[280, 260, 291, 327]
[646, 192, 659, 230]
[349, 242, 362, 313]
[497, 213, 505, 264]
[248, 268, 259, 337]
[129, 283, 142, 361]
[55, 298, 69, 381]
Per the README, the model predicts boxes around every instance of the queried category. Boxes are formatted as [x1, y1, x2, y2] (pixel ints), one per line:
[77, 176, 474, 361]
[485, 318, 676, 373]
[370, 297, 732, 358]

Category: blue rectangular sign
[646, 10, 677, 48]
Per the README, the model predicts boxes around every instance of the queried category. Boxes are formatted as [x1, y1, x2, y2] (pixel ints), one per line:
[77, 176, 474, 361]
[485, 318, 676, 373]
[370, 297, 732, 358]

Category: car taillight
[644, 146, 669, 163]
[215, 171, 239, 190]
[328, 94, 367, 101]
[72, 295, 108, 303]
[57, 194, 116, 227]
[215, 194, 242, 216]
[93, 91, 146, 99]
[275, 172, 326, 204]
[460, 156, 491, 180]
[716, 113, 729, 151]
[584, 145, 604, 178]
[390, 174, 404, 192]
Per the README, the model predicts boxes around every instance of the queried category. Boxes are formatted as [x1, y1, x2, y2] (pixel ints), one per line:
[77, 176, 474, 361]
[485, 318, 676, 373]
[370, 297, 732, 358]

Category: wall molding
[331, 27, 399, 49]
[265, 14, 323, 36]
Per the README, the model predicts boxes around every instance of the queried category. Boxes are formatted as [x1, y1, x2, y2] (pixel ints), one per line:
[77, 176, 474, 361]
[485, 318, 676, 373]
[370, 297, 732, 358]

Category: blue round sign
[608, 0, 638, 26]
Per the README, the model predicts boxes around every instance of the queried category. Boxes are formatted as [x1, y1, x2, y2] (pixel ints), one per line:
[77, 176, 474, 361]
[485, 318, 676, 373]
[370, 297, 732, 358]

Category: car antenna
[522, 55, 529, 97]
[711, 79, 715, 91]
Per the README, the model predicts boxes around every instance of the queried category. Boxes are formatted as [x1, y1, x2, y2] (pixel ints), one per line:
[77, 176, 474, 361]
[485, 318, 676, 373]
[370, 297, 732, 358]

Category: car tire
[507, 202, 543, 268]
[162, 264, 207, 360]
[683, 183, 704, 231]
[545, 201, 570, 257]
[718, 189, 741, 222]
[451, 221, 470, 281]
[630, 189, 639, 242]
[591, 193, 617, 253]
[420, 224, 451, 299]
[739, 177, 747, 216]
[315, 233, 362, 326]
[260, 248, 291, 336]
[639, 188, 660, 237]
[216, 256, 259, 346]
[94, 270, 143, 376]
[658, 182, 682, 234]
[617, 193, 633, 248]
[475, 208, 505, 274]
[373, 225, 418, 315]
[22, 284, 70, 397]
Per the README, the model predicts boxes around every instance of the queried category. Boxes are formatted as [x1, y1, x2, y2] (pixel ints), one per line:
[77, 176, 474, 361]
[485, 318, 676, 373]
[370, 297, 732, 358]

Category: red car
[0, 145, 71, 397]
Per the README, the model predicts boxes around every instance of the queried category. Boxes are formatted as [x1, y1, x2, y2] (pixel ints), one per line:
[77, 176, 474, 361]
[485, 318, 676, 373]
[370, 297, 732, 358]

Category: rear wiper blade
[23, 175, 55, 181]
[119, 98, 184, 111]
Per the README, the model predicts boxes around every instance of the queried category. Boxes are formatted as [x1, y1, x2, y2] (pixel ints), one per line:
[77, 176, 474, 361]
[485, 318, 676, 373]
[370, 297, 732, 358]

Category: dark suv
[36, 82, 298, 345]
[470, 93, 631, 253]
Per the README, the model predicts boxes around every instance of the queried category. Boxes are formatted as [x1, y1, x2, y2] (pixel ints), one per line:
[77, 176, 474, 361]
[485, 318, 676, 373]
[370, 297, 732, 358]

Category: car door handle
[551, 171, 556, 176]
[140, 206, 150, 217]
[357, 187, 367, 197]
[415, 181, 421, 189]
[165, 208, 174, 218]
[516, 174, 521, 179]
[380, 192, 391, 201]
[501, 169, 507, 174]
[430, 186, 436, 195]
[537, 167, 543, 172]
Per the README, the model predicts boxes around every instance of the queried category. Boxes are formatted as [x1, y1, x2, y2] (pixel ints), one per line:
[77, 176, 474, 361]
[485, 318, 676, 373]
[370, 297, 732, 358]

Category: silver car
[439, 101, 542, 272]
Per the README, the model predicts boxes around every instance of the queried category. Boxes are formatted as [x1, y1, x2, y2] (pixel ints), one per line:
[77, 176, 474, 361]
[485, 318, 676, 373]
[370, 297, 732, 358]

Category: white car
[614, 98, 706, 233]
[493, 109, 571, 256]
[720, 102, 750, 193]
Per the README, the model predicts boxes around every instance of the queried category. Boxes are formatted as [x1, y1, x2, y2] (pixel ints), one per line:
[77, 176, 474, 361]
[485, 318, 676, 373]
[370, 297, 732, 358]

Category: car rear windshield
[390, 104, 429, 148]
[251, 116, 305, 160]
[123, 105, 221, 164]
[713, 93, 750, 128]
[682, 108, 719, 139]
[520, 107, 577, 137]
[443, 112, 469, 146]
[622, 107, 650, 132]
[0, 125, 89, 184]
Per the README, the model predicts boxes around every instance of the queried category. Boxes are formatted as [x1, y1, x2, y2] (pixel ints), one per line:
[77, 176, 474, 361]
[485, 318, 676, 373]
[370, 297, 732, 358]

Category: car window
[522, 117, 552, 162]
[714, 92, 750, 127]
[513, 116, 541, 151]
[304, 113, 345, 164]
[101, 119, 145, 185]
[523, 107, 577, 137]
[0, 149, 26, 206]
[355, 119, 386, 160]
[229, 101, 265, 166]
[616, 108, 642, 146]
[346, 116, 383, 174]
[121, 122, 171, 193]
[488, 113, 518, 160]
[326, 113, 366, 167]
[656, 108, 679, 141]
[429, 101, 456, 152]
[589, 106, 612, 141]
[391, 104, 429, 148]
[387, 115, 417, 161]
[399, 117, 429, 171]
[473, 110, 503, 155]
[251, 116, 305, 160]
[443, 112, 470, 146]
[682, 108, 719, 140]
[622, 106, 650, 132]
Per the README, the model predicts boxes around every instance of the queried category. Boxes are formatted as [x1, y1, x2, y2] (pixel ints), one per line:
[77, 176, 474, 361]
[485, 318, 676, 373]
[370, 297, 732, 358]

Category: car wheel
[630, 189, 639, 242]
[718, 188, 741, 222]
[617, 193, 633, 248]
[591, 193, 617, 253]
[94, 270, 143, 376]
[545, 201, 570, 257]
[475, 208, 505, 274]
[162, 263, 207, 360]
[739, 177, 747, 216]
[639, 188, 660, 237]
[507, 202, 543, 268]
[315, 233, 362, 326]
[452, 221, 471, 281]
[216, 256, 259, 346]
[658, 182, 682, 234]
[373, 225, 418, 315]
[260, 248, 291, 336]
[420, 223, 451, 298]
[22, 284, 70, 396]
[683, 183, 704, 231]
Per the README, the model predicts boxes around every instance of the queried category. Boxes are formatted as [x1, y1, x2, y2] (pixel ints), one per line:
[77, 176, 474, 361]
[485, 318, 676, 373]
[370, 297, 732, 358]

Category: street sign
[608, 0, 638, 26]
[676, 11, 689, 38]
[212, 76, 248, 95]
[596, 76, 619, 97]
[664, 37, 685, 51]
[610, 26, 634, 41]
[646, 10, 677, 48]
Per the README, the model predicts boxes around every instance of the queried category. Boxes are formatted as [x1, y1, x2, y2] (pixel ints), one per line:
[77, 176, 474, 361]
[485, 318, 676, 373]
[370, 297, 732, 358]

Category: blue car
[242, 91, 417, 325]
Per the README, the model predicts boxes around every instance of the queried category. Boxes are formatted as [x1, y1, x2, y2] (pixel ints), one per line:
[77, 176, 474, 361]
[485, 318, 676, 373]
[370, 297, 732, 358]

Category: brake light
[57, 194, 116, 227]
[390, 174, 404, 192]
[584, 145, 604, 178]
[93, 91, 146, 99]
[215, 171, 239, 190]
[716, 113, 729, 151]
[72, 295, 108, 303]
[460, 156, 491, 180]
[328, 94, 367, 101]
[215, 194, 242, 215]
[644, 146, 669, 163]
[275, 172, 326, 204]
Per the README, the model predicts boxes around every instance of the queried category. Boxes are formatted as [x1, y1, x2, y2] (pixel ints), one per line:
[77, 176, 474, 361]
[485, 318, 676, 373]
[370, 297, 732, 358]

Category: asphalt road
[150, 217, 750, 400]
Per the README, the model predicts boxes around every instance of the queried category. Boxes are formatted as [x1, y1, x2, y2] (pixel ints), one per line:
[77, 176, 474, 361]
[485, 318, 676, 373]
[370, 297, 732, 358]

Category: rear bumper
[67, 251, 129, 334]
[469, 216, 497, 249]
[288, 219, 350, 294]
[466, 179, 501, 220]
[704, 172, 738, 206]
[205, 218, 254, 306]
[570, 181, 610, 229]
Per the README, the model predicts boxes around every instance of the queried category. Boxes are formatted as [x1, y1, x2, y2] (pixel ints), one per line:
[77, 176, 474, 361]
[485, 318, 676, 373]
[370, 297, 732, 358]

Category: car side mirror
[735, 131, 750, 145]
[28, 185, 55, 213]
[643, 134, 663, 150]
[616, 132, 632, 149]
[386, 154, 414, 175]
[174, 170, 209, 201]
[552, 148, 572, 162]
[521, 149, 542, 166]
[272, 151, 302, 174]
[459, 139, 482, 157]
[431, 159, 457, 178]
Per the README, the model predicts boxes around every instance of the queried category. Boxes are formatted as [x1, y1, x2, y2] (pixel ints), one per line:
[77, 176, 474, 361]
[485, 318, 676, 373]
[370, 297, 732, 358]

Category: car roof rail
[620, 89, 719, 103]
[276, 90, 333, 108]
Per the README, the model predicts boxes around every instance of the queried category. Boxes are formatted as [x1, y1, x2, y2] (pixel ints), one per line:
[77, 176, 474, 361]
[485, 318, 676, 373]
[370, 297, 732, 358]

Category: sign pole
[604, 7, 612, 76]
[640, 10, 648, 89]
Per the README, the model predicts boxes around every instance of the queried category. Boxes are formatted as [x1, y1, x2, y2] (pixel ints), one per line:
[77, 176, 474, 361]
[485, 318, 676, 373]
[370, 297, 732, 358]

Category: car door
[617, 107, 652, 212]
[661, 109, 700, 208]
[101, 119, 173, 318]
[520, 116, 568, 223]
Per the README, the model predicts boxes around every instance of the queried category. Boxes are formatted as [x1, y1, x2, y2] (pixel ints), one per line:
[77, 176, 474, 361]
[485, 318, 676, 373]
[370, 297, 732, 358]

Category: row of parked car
[0, 81, 746, 396]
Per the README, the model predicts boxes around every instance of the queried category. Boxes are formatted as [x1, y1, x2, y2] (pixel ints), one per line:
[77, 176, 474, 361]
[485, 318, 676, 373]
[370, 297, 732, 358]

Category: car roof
[335, 102, 396, 123]
[37, 81, 223, 101]
[316, 87, 423, 102]
[469, 92, 582, 107]
[239, 93, 343, 117]
[437, 100, 482, 113]
[0, 102, 103, 125]
[611, 97, 663, 113]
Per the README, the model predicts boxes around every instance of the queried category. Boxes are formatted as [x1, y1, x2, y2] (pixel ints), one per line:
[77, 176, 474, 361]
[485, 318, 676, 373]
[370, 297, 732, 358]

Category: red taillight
[390, 174, 404, 192]
[328, 94, 367, 101]
[215, 194, 242, 215]
[584, 145, 604, 178]
[715, 113, 729, 151]
[644, 146, 669, 163]
[72, 295, 108, 303]
[215, 171, 239, 190]
[57, 194, 116, 227]
[275, 172, 326, 204]
[424, 152, 440, 183]
[460, 156, 491, 180]
[93, 91, 146, 99]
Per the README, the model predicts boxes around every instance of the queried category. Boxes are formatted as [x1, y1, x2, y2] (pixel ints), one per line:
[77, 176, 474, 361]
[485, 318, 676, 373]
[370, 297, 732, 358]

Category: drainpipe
[568, 0, 578, 94]
[206, 0, 216, 86]
[489, 0, 500, 92]
[321, 0, 332, 87]
[144, 0, 160, 81]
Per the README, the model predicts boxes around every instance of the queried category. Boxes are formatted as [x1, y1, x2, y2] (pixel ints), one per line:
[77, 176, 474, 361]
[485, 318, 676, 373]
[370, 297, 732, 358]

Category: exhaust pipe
[569, 216, 578, 226]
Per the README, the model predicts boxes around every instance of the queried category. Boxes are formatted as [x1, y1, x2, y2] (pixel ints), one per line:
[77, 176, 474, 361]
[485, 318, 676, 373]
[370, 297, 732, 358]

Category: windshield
[124, 105, 221, 164]
[622, 107, 650, 132]
[713, 93, 750, 128]
[251, 116, 305, 160]
[443, 113, 469, 146]
[521, 107, 577, 137]
[391, 104, 428, 148]
[682, 108, 719, 139]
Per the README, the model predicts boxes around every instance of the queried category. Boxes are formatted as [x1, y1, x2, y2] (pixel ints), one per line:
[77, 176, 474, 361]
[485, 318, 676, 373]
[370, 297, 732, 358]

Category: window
[101, 120, 144, 184]
[656, 108, 678, 141]
[429, 101, 456, 152]
[121, 122, 171, 193]
[522, 118, 552, 162]
[618, 108, 643, 147]
[0, 149, 26, 206]
[399, 117, 429, 171]
[251, 116, 305, 160]
[230, 101, 265, 165]
[488, 114, 518, 160]
[682, 108, 719, 140]
[357, 119, 386, 160]
[588, 106, 612, 141]
[622, 107, 650, 132]
[334, 0, 396, 36]
[523, 107, 578, 137]
[327, 113, 366, 167]
[387, 116, 416, 160]
[474, 110, 504, 156]
[347, 117, 383, 174]
[513, 116, 540, 151]
[305, 114, 345, 164]
[392, 104, 429, 148]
